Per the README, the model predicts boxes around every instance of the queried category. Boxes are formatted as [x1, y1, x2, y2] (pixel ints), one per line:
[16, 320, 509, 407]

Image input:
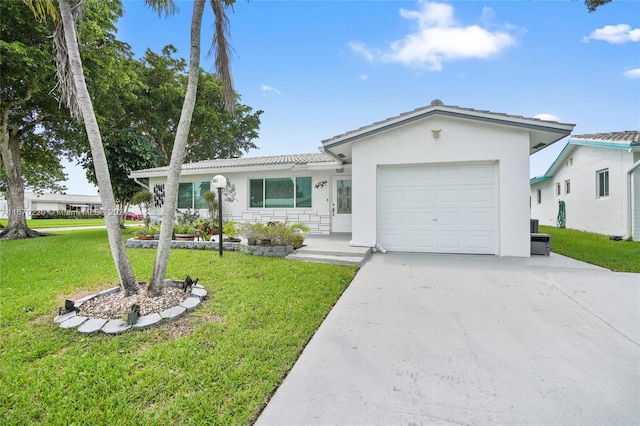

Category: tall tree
[187, 71, 260, 162]
[82, 128, 160, 226]
[1, 0, 60, 239]
[2, 0, 138, 240]
[147, 0, 236, 296]
[24, 0, 140, 296]
[133, 46, 261, 165]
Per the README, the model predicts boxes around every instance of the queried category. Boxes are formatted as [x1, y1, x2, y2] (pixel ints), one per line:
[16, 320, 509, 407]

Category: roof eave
[128, 161, 341, 179]
[322, 106, 575, 150]
[530, 176, 552, 185]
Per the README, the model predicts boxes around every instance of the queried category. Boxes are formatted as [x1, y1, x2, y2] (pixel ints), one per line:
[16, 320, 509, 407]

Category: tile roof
[531, 130, 640, 183]
[571, 131, 640, 143]
[25, 192, 101, 204]
[130, 153, 337, 176]
[322, 99, 575, 145]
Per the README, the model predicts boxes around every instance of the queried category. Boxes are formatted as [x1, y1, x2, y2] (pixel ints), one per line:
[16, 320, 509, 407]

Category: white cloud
[349, 1, 516, 71]
[347, 41, 377, 62]
[359, 74, 369, 81]
[534, 113, 560, 122]
[583, 24, 640, 44]
[623, 68, 640, 78]
[261, 84, 281, 95]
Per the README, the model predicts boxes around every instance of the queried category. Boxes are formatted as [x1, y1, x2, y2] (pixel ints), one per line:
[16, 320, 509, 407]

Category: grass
[0, 229, 358, 425]
[0, 218, 140, 229]
[540, 225, 640, 273]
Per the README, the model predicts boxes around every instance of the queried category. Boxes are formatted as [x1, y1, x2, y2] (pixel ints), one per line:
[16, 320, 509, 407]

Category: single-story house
[0, 192, 102, 219]
[530, 131, 640, 240]
[130, 100, 575, 256]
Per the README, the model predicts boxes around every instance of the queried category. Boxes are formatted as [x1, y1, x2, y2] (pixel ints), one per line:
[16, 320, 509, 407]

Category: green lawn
[0, 230, 358, 425]
[540, 225, 640, 273]
[0, 218, 140, 228]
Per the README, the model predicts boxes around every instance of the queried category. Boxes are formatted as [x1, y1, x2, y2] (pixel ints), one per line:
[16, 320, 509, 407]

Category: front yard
[540, 225, 640, 273]
[0, 218, 139, 229]
[0, 229, 358, 424]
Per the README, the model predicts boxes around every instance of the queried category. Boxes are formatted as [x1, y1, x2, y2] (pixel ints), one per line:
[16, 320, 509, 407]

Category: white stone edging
[53, 280, 208, 335]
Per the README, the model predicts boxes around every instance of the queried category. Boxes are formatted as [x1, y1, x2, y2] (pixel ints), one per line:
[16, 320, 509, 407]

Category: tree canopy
[133, 45, 262, 165]
[585, 0, 612, 12]
[82, 128, 160, 211]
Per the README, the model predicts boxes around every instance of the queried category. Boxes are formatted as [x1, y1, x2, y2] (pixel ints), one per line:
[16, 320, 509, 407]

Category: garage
[377, 162, 497, 254]
[321, 100, 575, 256]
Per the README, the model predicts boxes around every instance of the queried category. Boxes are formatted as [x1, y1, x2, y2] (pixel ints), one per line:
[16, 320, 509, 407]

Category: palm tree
[147, 0, 235, 296]
[25, 0, 236, 298]
[24, 0, 140, 296]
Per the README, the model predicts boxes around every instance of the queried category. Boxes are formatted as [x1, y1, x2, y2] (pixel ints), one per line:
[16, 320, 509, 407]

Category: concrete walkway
[256, 252, 640, 425]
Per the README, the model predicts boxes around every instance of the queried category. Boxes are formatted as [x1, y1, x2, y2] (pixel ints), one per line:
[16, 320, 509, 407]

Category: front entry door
[331, 176, 352, 233]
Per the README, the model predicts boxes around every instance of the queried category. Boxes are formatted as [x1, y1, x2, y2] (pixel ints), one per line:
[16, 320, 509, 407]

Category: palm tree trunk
[147, 0, 205, 296]
[58, 0, 139, 296]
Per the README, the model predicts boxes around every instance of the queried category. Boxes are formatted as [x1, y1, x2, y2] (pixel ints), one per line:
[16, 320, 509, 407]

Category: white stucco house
[530, 131, 640, 240]
[130, 100, 574, 257]
[0, 192, 102, 219]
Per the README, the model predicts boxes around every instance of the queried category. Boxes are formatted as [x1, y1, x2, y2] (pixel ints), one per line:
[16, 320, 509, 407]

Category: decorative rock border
[53, 280, 208, 335]
[126, 238, 241, 251]
[126, 238, 295, 258]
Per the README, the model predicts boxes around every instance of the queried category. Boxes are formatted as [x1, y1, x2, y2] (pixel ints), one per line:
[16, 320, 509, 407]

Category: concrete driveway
[256, 253, 640, 425]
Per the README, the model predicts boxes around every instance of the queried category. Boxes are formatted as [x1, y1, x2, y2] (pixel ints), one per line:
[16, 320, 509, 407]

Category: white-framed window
[537, 188, 542, 205]
[556, 182, 561, 196]
[178, 181, 210, 209]
[565, 179, 571, 195]
[249, 177, 312, 208]
[596, 169, 609, 198]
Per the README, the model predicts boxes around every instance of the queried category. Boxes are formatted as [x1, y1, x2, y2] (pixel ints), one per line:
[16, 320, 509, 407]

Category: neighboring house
[130, 100, 574, 256]
[0, 192, 102, 219]
[530, 131, 640, 240]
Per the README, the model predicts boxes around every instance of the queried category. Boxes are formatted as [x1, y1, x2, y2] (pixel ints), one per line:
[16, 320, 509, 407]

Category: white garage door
[378, 163, 497, 254]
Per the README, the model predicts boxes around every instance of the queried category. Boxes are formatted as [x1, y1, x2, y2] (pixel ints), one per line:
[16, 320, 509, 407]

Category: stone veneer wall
[226, 209, 330, 235]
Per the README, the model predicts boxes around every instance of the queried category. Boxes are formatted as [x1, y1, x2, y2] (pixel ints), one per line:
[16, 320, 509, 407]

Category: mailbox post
[211, 175, 227, 257]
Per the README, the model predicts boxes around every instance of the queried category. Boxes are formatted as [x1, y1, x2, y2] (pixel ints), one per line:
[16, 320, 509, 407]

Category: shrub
[223, 221, 238, 239]
[239, 221, 308, 247]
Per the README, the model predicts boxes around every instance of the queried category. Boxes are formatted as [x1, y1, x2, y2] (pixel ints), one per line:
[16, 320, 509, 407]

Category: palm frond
[23, 0, 60, 23]
[144, 0, 178, 18]
[208, 0, 236, 116]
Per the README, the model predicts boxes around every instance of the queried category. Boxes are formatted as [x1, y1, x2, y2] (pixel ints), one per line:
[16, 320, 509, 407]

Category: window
[556, 182, 561, 196]
[565, 179, 571, 195]
[537, 189, 542, 205]
[178, 181, 210, 209]
[596, 169, 609, 198]
[249, 177, 312, 208]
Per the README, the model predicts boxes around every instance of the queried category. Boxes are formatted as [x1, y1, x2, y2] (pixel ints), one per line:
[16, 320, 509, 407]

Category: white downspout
[133, 177, 149, 190]
[626, 157, 640, 240]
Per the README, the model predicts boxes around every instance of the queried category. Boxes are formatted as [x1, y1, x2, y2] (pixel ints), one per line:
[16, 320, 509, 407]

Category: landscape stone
[132, 313, 163, 329]
[180, 297, 201, 312]
[102, 319, 132, 335]
[160, 305, 187, 320]
[78, 318, 108, 334]
[96, 286, 120, 297]
[60, 315, 88, 329]
[54, 311, 77, 324]
[191, 287, 207, 299]
[75, 294, 96, 306]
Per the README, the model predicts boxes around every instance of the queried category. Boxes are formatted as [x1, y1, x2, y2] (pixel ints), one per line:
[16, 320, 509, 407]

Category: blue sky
[64, 0, 640, 195]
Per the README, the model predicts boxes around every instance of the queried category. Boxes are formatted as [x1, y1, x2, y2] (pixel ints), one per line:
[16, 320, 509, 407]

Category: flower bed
[126, 238, 294, 257]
